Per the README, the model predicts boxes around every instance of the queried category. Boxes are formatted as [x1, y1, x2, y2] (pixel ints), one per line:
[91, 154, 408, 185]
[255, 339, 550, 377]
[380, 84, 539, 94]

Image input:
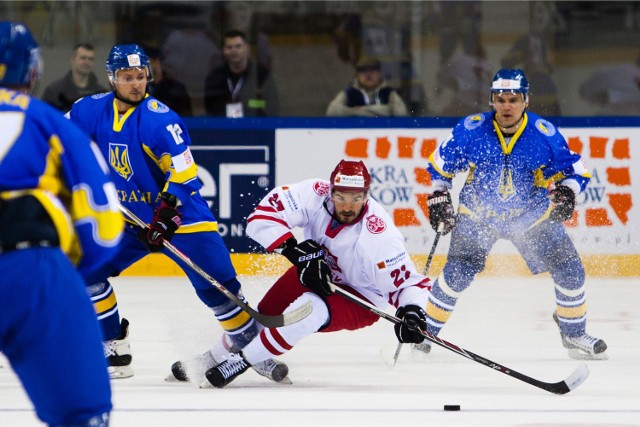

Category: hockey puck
[444, 405, 461, 411]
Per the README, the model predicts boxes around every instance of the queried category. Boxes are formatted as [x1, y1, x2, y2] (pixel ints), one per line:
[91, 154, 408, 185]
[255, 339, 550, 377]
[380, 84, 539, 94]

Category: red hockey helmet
[330, 160, 371, 193]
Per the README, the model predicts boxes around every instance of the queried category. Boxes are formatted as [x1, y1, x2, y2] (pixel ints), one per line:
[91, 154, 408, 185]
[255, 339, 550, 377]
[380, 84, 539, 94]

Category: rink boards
[125, 117, 640, 277]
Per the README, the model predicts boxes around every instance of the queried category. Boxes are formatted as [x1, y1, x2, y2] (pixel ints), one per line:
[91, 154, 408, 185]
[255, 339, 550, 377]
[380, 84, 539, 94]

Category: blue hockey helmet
[106, 44, 152, 83]
[0, 21, 42, 88]
[490, 68, 529, 103]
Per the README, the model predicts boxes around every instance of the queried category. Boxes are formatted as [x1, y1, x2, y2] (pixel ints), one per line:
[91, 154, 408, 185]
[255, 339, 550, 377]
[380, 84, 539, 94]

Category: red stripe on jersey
[266, 232, 294, 252]
[260, 329, 284, 356]
[253, 205, 278, 213]
[247, 215, 289, 228]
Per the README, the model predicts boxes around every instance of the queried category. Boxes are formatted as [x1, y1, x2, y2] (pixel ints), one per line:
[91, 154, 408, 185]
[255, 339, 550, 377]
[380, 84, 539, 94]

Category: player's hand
[281, 239, 333, 296]
[394, 305, 427, 344]
[141, 192, 182, 252]
[548, 185, 576, 222]
[427, 190, 456, 235]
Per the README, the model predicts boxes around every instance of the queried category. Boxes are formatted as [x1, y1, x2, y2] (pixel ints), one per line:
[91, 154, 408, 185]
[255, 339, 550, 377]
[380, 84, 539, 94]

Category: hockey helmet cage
[0, 21, 42, 88]
[490, 68, 529, 104]
[106, 44, 152, 83]
[330, 160, 371, 193]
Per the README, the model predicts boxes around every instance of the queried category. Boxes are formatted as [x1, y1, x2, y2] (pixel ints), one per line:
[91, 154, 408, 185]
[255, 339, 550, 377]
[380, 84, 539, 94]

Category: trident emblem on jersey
[497, 165, 515, 201]
[109, 143, 133, 180]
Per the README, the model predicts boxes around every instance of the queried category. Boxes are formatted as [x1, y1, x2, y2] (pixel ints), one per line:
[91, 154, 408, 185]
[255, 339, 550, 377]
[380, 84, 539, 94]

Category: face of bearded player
[331, 190, 368, 224]
[112, 67, 148, 107]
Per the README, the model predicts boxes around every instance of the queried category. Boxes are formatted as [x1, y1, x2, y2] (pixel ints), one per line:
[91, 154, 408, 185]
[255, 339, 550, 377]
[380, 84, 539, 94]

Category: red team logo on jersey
[313, 180, 330, 196]
[366, 215, 386, 234]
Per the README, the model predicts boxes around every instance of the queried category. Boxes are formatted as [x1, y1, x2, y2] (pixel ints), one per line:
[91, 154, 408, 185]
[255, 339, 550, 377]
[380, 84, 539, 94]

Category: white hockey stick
[119, 204, 312, 328]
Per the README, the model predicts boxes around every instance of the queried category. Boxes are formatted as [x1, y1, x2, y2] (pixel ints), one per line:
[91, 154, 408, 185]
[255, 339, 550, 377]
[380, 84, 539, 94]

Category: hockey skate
[202, 352, 250, 388]
[553, 312, 608, 360]
[104, 318, 133, 379]
[252, 358, 292, 384]
[411, 342, 432, 355]
[166, 350, 217, 384]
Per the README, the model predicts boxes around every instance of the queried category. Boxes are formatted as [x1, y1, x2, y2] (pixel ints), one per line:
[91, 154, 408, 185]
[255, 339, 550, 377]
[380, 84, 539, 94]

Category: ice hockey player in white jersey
[183, 159, 432, 388]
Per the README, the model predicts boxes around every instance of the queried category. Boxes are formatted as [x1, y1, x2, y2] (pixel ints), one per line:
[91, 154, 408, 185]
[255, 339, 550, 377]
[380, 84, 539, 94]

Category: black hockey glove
[548, 185, 576, 222]
[281, 238, 333, 296]
[140, 192, 182, 252]
[394, 305, 427, 344]
[427, 190, 457, 235]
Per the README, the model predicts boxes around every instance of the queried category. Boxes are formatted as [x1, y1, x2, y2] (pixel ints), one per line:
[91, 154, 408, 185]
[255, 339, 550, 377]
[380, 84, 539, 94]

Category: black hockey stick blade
[119, 205, 313, 328]
[331, 283, 589, 394]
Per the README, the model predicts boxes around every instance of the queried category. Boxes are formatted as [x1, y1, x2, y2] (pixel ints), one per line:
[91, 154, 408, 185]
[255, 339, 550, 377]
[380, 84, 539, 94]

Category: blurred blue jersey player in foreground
[68, 44, 284, 381]
[423, 69, 608, 360]
[0, 22, 124, 426]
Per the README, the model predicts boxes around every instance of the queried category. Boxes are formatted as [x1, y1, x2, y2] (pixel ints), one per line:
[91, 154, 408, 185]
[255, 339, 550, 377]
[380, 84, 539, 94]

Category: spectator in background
[41, 43, 106, 112]
[579, 53, 640, 116]
[204, 29, 278, 117]
[500, 1, 563, 116]
[326, 57, 409, 117]
[146, 47, 193, 116]
[438, 42, 492, 116]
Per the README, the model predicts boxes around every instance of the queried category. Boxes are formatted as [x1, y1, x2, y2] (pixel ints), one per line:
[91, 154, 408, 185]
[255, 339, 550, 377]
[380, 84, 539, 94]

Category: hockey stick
[118, 204, 312, 328]
[390, 222, 445, 367]
[331, 283, 589, 395]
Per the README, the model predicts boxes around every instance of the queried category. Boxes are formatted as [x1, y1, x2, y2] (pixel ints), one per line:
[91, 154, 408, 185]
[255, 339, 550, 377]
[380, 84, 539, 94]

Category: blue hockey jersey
[68, 92, 217, 233]
[427, 111, 590, 235]
[0, 88, 123, 277]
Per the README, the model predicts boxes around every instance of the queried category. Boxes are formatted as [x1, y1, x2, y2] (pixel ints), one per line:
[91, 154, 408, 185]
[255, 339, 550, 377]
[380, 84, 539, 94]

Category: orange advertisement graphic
[345, 136, 438, 227]
[344, 133, 633, 230]
[568, 136, 633, 227]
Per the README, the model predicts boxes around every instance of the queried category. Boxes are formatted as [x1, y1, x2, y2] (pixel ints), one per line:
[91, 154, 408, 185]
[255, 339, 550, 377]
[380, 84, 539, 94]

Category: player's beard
[113, 86, 146, 107]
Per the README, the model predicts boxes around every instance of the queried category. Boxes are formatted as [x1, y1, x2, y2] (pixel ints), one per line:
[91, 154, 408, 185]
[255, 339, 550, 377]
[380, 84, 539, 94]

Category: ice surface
[1, 276, 639, 427]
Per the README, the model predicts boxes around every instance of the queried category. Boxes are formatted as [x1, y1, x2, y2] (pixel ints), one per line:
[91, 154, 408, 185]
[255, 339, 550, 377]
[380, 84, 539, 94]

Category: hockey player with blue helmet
[0, 21, 124, 426]
[68, 43, 287, 382]
[422, 68, 608, 360]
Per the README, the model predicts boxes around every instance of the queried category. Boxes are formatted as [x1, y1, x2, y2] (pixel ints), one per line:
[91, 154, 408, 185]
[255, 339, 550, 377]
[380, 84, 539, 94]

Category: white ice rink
[1, 275, 638, 427]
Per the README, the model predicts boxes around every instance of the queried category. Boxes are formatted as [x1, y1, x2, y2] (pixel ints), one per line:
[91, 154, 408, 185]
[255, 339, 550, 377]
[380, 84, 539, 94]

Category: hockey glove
[394, 305, 427, 344]
[281, 238, 333, 296]
[548, 185, 576, 222]
[141, 192, 182, 252]
[427, 190, 457, 235]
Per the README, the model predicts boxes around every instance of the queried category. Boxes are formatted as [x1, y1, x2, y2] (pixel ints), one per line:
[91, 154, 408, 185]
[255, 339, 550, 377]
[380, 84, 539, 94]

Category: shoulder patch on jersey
[366, 214, 386, 234]
[282, 187, 300, 212]
[147, 100, 170, 113]
[535, 118, 557, 137]
[91, 92, 110, 100]
[381, 250, 408, 269]
[463, 114, 485, 130]
[313, 180, 330, 196]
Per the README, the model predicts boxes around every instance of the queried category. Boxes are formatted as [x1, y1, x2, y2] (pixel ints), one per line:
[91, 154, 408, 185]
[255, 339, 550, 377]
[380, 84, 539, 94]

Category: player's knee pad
[547, 247, 585, 291]
[277, 292, 330, 343]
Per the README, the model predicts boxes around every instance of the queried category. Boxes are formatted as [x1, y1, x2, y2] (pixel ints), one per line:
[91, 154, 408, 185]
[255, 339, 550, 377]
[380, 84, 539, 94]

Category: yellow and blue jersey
[0, 87, 123, 278]
[428, 111, 591, 235]
[68, 92, 217, 234]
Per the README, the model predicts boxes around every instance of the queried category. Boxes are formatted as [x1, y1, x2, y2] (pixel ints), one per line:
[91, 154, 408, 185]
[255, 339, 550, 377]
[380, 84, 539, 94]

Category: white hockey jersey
[247, 179, 430, 310]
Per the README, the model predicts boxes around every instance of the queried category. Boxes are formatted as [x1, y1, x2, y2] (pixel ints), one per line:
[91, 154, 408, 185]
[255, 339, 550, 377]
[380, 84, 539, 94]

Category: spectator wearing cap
[326, 57, 409, 117]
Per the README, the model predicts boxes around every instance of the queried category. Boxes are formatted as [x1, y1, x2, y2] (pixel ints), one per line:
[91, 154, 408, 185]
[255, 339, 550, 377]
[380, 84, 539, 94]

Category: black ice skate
[202, 352, 250, 388]
[166, 350, 218, 383]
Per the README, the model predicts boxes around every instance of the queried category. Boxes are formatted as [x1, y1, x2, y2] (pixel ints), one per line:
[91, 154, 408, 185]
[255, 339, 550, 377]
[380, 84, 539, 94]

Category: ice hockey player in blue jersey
[0, 21, 124, 426]
[423, 68, 608, 360]
[67, 43, 283, 380]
